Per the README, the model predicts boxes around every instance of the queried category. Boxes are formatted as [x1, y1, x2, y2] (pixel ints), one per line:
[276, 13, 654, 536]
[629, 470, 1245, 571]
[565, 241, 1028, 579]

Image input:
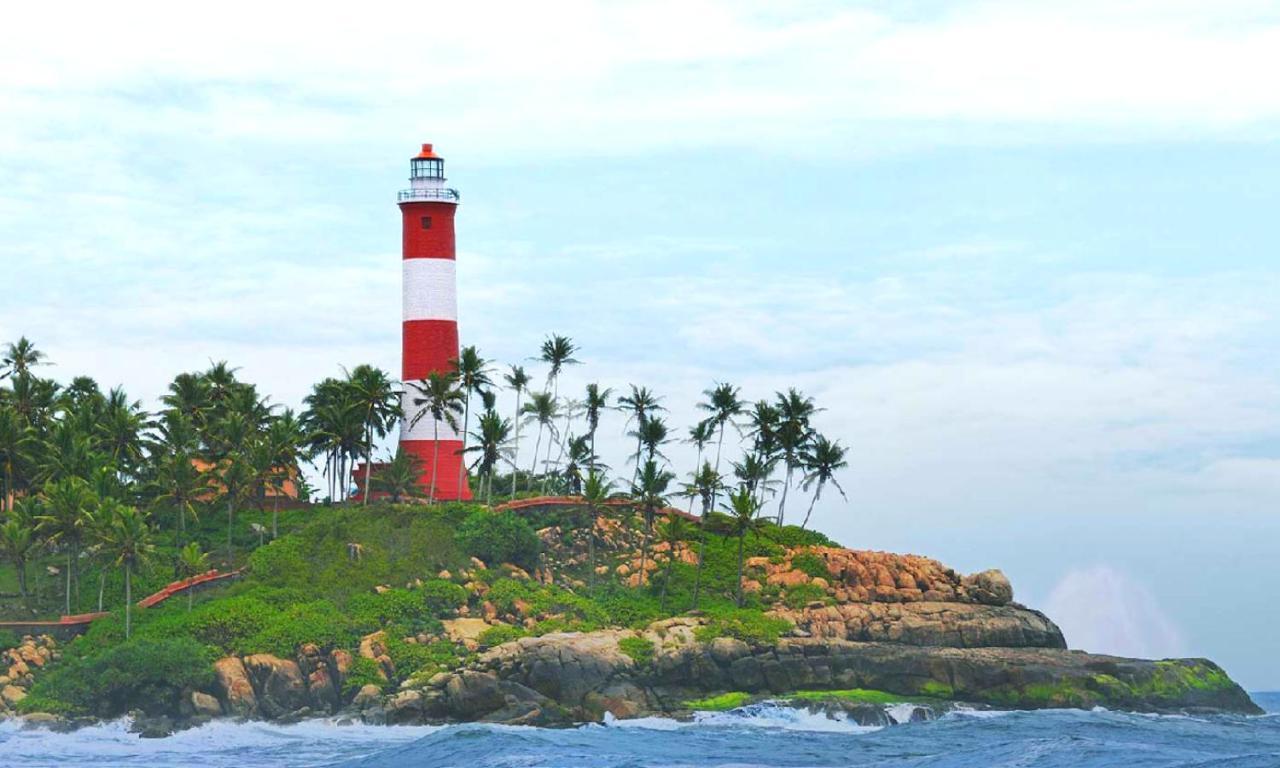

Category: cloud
[4, 1, 1280, 170]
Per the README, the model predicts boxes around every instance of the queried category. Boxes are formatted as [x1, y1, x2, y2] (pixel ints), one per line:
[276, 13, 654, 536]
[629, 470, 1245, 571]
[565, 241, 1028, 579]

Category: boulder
[189, 691, 222, 718]
[2, 684, 26, 707]
[442, 618, 492, 650]
[963, 569, 1013, 606]
[243, 654, 308, 718]
[213, 657, 258, 717]
[352, 683, 383, 709]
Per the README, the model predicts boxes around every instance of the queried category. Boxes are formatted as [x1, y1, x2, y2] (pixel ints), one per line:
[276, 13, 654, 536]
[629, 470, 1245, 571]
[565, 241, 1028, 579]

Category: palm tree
[160, 372, 213, 432]
[371, 447, 425, 503]
[684, 420, 714, 514]
[344, 365, 400, 505]
[630, 460, 674, 587]
[722, 486, 764, 607]
[657, 514, 688, 611]
[579, 470, 614, 584]
[774, 389, 820, 526]
[451, 347, 492, 497]
[632, 415, 671, 466]
[733, 452, 779, 507]
[150, 450, 203, 541]
[538, 334, 579, 403]
[0, 406, 33, 513]
[263, 410, 305, 537]
[562, 435, 600, 494]
[583, 384, 613, 472]
[37, 476, 98, 614]
[698, 382, 744, 515]
[176, 542, 209, 611]
[464, 409, 513, 507]
[520, 391, 557, 489]
[684, 461, 725, 609]
[0, 499, 37, 602]
[0, 337, 47, 381]
[96, 502, 155, 639]
[407, 371, 465, 503]
[617, 385, 665, 486]
[504, 365, 532, 495]
[96, 387, 147, 481]
[217, 452, 254, 563]
[799, 435, 848, 529]
[546, 397, 582, 493]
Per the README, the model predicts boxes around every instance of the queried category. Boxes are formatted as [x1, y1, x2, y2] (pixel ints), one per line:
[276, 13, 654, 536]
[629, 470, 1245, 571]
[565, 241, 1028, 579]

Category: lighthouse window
[411, 158, 444, 179]
[420, 216, 433, 229]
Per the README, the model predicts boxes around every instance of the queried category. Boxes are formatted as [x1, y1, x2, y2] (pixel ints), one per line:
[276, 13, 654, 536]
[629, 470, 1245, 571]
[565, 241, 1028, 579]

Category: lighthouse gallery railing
[397, 187, 461, 202]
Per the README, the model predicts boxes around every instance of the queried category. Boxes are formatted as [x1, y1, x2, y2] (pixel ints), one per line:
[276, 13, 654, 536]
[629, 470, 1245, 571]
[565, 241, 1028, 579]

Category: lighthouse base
[402, 439, 473, 501]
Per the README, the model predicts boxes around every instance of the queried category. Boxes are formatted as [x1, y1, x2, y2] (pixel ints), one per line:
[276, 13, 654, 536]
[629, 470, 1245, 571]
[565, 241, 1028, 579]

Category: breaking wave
[2, 697, 1277, 768]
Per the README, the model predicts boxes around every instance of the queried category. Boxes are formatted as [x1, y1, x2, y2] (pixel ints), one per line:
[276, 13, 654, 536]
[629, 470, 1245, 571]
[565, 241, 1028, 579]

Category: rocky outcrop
[778, 601, 1065, 649]
[0, 635, 58, 719]
[213, 656, 257, 717]
[384, 620, 1260, 724]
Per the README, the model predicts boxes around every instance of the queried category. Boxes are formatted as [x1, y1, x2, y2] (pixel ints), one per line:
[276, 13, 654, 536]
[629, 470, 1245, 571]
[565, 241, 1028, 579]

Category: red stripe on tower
[398, 143, 471, 501]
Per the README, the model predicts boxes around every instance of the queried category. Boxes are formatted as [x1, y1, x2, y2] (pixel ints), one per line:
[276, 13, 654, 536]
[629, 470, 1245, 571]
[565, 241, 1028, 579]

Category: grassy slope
[11, 501, 824, 717]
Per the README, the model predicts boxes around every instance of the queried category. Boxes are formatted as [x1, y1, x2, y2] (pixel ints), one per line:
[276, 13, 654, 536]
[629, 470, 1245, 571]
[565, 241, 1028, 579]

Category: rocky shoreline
[1, 548, 1263, 733]
[10, 604, 1252, 736]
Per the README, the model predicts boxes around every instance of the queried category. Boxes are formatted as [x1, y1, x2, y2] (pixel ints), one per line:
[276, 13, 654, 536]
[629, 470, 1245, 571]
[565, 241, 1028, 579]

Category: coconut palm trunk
[430, 420, 441, 503]
[363, 422, 375, 505]
[801, 481, 824, 530]
[736, 531, 746, 607]
[777, 465, 793, 525]
[510, 390, 524, 496]
[124, 564, 132, 639]
[64, 550, 72, 614]
[457, 397, 471, 496]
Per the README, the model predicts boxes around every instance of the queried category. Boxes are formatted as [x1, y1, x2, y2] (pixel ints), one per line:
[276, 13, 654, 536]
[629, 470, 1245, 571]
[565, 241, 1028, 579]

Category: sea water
[2, 693, 1277, 767]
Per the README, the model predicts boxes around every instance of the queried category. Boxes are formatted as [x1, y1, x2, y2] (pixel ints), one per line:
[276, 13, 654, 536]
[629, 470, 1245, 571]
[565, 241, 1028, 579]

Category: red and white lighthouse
[398, 143, 471, 500]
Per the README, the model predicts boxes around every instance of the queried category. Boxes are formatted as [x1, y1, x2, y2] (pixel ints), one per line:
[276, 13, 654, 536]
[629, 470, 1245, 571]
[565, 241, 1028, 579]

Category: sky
[2, 1, 1279, 688]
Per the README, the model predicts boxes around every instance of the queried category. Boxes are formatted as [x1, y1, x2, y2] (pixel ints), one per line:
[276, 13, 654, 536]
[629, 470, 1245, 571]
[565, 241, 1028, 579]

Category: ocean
[2, 693, 1277, 768]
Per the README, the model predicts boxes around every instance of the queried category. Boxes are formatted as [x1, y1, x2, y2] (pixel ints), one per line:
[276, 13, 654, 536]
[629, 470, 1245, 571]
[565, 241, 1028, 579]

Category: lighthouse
[398, 143, 472, 500]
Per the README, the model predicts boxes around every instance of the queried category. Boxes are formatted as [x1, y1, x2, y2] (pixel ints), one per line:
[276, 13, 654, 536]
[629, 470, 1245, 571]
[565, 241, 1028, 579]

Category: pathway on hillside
[0, 568, 243, 638]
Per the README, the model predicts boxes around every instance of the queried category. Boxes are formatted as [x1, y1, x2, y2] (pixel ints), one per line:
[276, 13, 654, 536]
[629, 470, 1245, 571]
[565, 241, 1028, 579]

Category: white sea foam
[0, 717, 439, 768]
[692, 703, 882, 733]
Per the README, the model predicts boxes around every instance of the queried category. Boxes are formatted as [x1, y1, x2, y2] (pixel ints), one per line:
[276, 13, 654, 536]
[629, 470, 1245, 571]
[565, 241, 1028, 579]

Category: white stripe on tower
[402, 258, 458, 322]
[400, 391, 463, 442]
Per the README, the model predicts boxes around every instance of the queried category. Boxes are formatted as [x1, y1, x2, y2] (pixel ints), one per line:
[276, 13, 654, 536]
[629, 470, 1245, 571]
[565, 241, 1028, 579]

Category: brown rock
[213, 657, 258, 717]
[243, 654, 308, 718]
[190, 691, 222, 717]
[2, 684, 26, 707]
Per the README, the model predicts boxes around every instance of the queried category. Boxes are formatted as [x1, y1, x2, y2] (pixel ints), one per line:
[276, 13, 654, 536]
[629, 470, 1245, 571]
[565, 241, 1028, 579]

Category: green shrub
[19, 637, 216, 717]
[386, 637, 468, 682]
[694, 606, 792, 646]
[583, 583, 664, 628]
[0, 629, 20, 650]
[237, 601, 355, 656]
[478, 624, 527, 647]
[456, 512, 540, 570]
[762, 525, 837, 548]
[420, 579, 468, 615]
[783, 583, 830, 608]
[618, 636, 654, 665]
[789, 553, 829, 579]
[341, 655, 386, 697]
[348, 588, 452, 635]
